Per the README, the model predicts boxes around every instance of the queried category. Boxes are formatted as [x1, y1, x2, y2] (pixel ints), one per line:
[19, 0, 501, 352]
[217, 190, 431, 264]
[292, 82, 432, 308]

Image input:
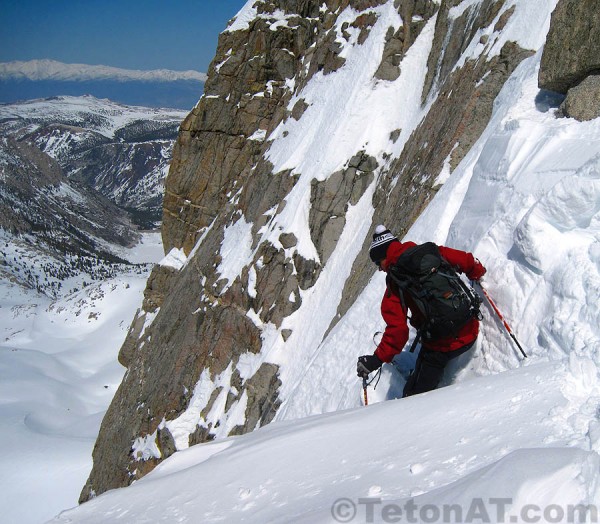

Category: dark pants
[402, 342, 475, 397]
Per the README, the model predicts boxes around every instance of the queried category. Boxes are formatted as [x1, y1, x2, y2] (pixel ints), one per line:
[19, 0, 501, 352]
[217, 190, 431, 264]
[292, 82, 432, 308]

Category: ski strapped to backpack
[387, 242, 482, 340]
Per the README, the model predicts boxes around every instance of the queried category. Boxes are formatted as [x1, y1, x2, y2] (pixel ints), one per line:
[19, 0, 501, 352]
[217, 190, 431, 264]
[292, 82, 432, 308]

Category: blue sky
[0, 0, 247, 72]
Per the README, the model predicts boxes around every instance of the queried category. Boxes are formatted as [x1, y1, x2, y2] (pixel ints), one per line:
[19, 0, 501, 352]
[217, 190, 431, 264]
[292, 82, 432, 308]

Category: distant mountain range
[0, 60, 206, 109]
[0, 59, 207, 83]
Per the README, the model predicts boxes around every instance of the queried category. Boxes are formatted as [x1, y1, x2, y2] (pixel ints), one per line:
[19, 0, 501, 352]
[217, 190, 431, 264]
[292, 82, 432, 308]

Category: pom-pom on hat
[369, 225, 397, 263]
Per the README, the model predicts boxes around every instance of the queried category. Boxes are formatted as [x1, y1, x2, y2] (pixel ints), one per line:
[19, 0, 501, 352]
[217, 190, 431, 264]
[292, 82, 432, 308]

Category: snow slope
[51, 14, 600, 524]
[0, 232, 164, 524]
[275, 49, 600, 419]
[52, 360, 599, 523]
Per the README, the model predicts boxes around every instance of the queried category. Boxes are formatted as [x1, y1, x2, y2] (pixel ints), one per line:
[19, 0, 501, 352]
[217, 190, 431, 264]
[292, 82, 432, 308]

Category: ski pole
[362, 376, 369, 406]
[477, 283, 527, 359]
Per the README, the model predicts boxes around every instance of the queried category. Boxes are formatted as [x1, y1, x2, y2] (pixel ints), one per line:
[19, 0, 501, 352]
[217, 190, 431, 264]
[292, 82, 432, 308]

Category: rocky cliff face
[538, 0, 600, 121]
[80, 0, 561, 501]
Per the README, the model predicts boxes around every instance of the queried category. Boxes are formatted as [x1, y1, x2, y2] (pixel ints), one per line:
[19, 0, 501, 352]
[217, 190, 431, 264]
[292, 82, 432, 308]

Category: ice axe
[358, 356, 382, 406]
[477, 282, 528, 359]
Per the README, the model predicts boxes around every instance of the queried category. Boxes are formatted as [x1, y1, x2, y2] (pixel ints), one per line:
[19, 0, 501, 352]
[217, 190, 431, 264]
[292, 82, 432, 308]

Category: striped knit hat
[369, 225, 397, 264]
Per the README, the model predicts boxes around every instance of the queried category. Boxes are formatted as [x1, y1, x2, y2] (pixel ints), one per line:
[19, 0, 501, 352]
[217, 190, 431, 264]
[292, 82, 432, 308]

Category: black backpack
[387, 242, 481, 340]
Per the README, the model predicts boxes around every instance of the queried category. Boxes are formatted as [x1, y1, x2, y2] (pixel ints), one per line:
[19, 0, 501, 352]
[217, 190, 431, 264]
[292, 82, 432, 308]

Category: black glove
[357, 354, 383, 378]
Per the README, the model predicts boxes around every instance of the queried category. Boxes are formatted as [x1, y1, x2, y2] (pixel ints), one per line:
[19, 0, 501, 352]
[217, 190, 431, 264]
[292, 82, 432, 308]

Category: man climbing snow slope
[357, 225, 486, 397]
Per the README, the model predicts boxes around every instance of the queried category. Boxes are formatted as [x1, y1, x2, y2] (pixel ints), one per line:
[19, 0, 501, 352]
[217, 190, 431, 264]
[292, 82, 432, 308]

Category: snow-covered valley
[0, 233, 164, 524]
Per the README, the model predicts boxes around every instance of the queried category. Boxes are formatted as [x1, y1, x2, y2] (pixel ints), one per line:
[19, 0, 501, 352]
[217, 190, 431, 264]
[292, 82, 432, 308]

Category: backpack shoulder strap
[385, 274, 407, 311]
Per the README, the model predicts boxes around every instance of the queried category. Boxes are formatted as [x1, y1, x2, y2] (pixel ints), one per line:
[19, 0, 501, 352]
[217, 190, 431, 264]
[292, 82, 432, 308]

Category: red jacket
[374, 241, 486, 363]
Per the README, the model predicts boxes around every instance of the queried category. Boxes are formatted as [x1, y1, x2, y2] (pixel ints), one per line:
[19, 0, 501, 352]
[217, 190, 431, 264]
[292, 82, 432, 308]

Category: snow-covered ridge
[52, 358, 600, 523]
[0, 59, 207, 83]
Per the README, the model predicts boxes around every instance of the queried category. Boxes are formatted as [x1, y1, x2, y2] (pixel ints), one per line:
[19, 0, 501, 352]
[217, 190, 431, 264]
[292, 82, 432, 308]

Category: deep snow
[51, 360, 599, 523]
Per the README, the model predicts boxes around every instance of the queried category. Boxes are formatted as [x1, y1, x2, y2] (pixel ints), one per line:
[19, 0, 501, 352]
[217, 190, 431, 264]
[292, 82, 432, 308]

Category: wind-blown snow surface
[0, 232, 164, 524]
[52, 364, 599, 523]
